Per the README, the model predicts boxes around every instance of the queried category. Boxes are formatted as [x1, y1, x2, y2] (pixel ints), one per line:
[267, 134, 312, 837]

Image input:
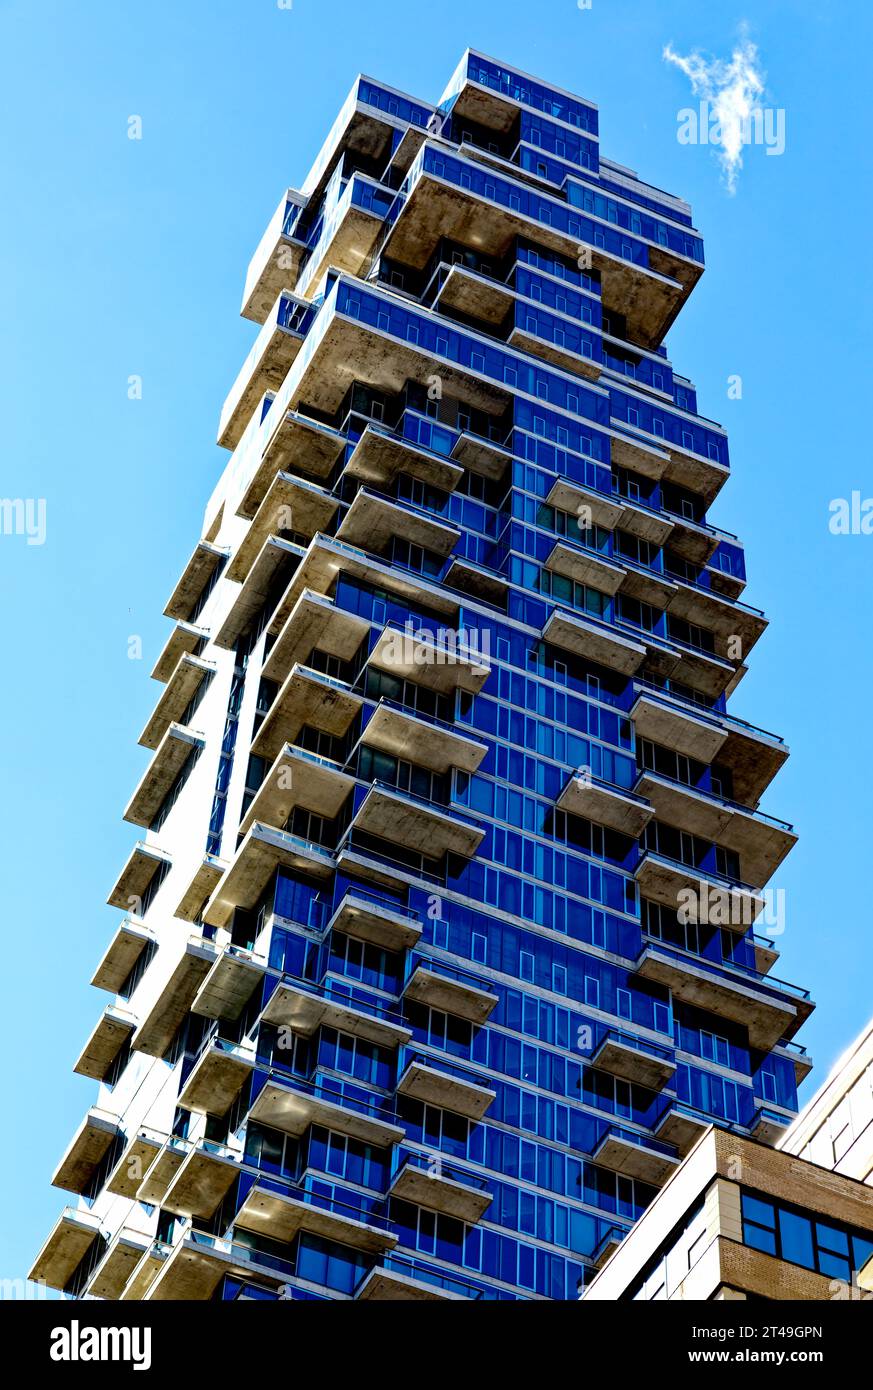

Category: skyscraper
[31, 50, 814, 1303]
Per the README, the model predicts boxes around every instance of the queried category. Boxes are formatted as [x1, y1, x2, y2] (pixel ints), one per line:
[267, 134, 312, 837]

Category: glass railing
[590, 1222, 629, 1265]
[365, 1252, 486, 1299]
[390, 1148, 492, 1195]
[640, 937, 812, 1004]
[594, 1026, 674, 1065]
[631, 679, 786, 748]
[598, 1123, 678, 1160]
[402, 950, 495, 997]
[634, 767, 794, 832]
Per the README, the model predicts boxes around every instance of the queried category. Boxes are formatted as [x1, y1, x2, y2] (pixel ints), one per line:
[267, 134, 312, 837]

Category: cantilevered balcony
[617, 560, 677, 611]
[545, 540, 626, 597]
[178, 1039, 256, 1116]
[396, 1052, 496, 1121]
[591, 1223, 628, 1271]
[215, 534, 303, 651]
[634, 772, 796, 888]
[107, 840, 171, 911]
[248, 1073, 404, 1148]
[251, 665, 362, 763]
[85, 1228, 150, 1301]
[429, 260, 513, 327]
[123, 722, 205, 828]
[750, 1106, 792, 1146]
[557, 772, 652, 837]
[262, 978, 412, 1050]
[388, 1152, 492, 1222]
[90, 917, 156, 994]
[204, 823, 335, 930]
[74, 1004, 136, 1081]
[120, 1241, 168, 1301]
[151, 619, 209, 683]
[139, 653, 214, 750]
[218, 291, 312, 450]
[51, 1108, 121, 1195]
[450, 430, 513, 480]
[543, 608, 646, 676]
[654, 1102, 712, 1156]
[241, 190, 308, 322]
[402, 959, 498, 1025]
[105, 1128, 163, 1198]
[238, 412, 347, 520]
[228, 473, 338, 583]
[29, 1207, 102, 1292]
[368, 621, 490, 695]
[131, 936, 218, 1058]
[658, 635, 742, 704]
[361, 701, 487, 775]
[546, 478, 624, 532]
[192, 945, 266, 1021]
[591, 1029, 676, 1091]
[663, 436, 730, 509]
[592, 1124, 680, 1187]
[348, 783, 484, 860]
[343, 423, 464, 493]
[263, 588, 369, 685]
[240, 745, 354, 836]
[145, 1231, 295, 1301]
[235, 1181, 397, 1255]
[667, 581, 767, 663]
[174, 852, 228, 923]
[135, 1137, 189, 1206]
[161, 1140, 240, 1220]
[163, 539, 228, 622]
[635, 942, 813, 1050]
[634, 850, 764, 924]
[327, 889, 423, 951]
[337, 488, 460, 559]
[355, 1264, 470, 1300]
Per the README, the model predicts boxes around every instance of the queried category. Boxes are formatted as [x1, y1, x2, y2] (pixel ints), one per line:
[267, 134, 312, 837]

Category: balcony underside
[396, 1059, 495, 1121]
[151, 620, 208, 683]
[631, 692, 727, 764]
[543, 609, 646, 676]
[228, 472, 338, 582]
[355, 1266, 467, 1300]
[343, 426, 464, 493]
[654, 1106, 711, 1156]
[107, 841, 171, 911]
[667, 586, 766, 659]
[619, 565, 677, 609]
[218, 317, 305, 450]
[137, 1142, 186, 1206]
[349, 785, 484, 860]
[146, 1238, 235, 1302]
[162, 1146, 239, 1220]
[204, 822, 335, 929]
[337, 489, 460, 559]
[593, 1131, 679, 1187]
[248, 1077, 404, 1148]
[610, 429, 671, 481]
[29, 1208, 102, 1292]
[262, 980, 412, 1049]
[174, 853, 227, 923]
[403, 964, 498, 1024]
[235, 1186, 397, 1255]
[74, 1006, 136, 1080]
[178, 1042, 255, 1116]
[450, 431, 512, 480]
[508, 324, 601, 381]
[239, 745, 354, 836]
[106, 1131, 163, 1198]
[238, 413, 346, 519]
[120, 1244, 167, 1301]
[296, 201, 386, 300]
[262, 589, 369, 686]
[368, 624, 490, 695]
[592, 1037, 676, 1091]
[86, 1230, 149, 1300]
[251, 665, 362, 763]
[443, 556, 508, 606]
[192, 949, 266, 1021]
[328, 892, 423, 951]
[636, 947, 799, 1051]
[215, 535, 303, 651]
[664, 444, 730, 510]
[557, 776, 652, 837]
[52, 1109, 121, 1195]
[131, 939, 218, 1058]
[634, 853, 764, 923]
[139, 654, 214, 750]
[91, 918, 155, 993]
[163, 540, 227, 622]
[123, 723, 205, 828]
[546, 479, 624, 531]
[362, 703, 487, 775]
[388, 1162, 492, 1222]
[432, 262, 513, 326]
[545, 541, 625, 596]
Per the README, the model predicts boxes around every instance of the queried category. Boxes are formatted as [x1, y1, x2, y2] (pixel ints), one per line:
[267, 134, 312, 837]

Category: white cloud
[664, 32, 767, 193]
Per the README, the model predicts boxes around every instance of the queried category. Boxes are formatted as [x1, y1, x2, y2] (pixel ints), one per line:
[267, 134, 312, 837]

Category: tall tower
[31, 52, 813, 1302]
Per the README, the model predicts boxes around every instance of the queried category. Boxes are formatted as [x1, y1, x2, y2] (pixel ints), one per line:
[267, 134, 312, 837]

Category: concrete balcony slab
[74, 1004, 137, 1080]
[123, 723, 205, 828]
[29, 1208, 102, 1292]
[235, 1185, 397, 1255]
[262, 979, 412, 1049]
[545, 541, 626, 596]
[228, 473, 338, 583]
[251, 665, 362, 763]
[248, 1076, 404, 1148]
[192, 947, 266, 1021]
[139, 654, 215, 750]
[163, 540, 228, 622]
[557, 775, 652, 837]
[131, 937, 218, 1059]
[338, 488, 460, 559]
[107, 841, 172, 911]
[344, 425, 464, 493]
[203, 822, 335, 930]
[178, 1040, 255, 1116]
[240, 744, 354, 836]
[396, 1058, 495, 1121]
[327, 891, 422, 951]
[543, 608, 646, 676]
[263, 588, 369, 685]
[402, 964, 497, 1024]
[362, 702, 487, 775]
[349, 784, 484, 860]
[91, 918, 156, 994]
[368, 623, 490, 695]
[51, 1108, 121, 1195]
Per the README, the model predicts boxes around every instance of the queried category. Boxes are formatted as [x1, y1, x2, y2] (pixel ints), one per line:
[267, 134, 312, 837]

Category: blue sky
[2, 0, 870, 1286]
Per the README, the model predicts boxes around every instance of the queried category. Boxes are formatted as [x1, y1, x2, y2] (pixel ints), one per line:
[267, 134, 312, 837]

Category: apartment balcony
[263, 588, 369, 685]
[368, 621, 490, 695]
[634, 772, 797, 888]
[664, 437, 730, 509]
[240, 745, 354, 836]
[402, 960, 498, 1025]
[362, 701, 487, 776]
[382, 143, 690, 348]
[327, 889, 423, 951]
[610, 428, 671, 481]
[161, 1140, 240, 1220]
[618, 560, 677, 612]
[450, 430, 513, 480]
[123, 722, 205, 828]
[557, 772, 653, 837]
[444, 554, 509, 606]
[107, 840, 171, 911]
[750, 1106, 792, 1146]
[163, 539, 228, 622]
[343, 423, 464, 493]
[228, 472, 338, 582]
[151, 618, 209, 683]
[120, 1241, 167, 1301]
[348, 783, 485, 861]
[388, 1152, 492, 1222]
[136, 1137, 189, 1205]
[192, 944, 267, 1021]
[337, 488, 461, 559]
[545, 540, 626, 597]
[215, 534, 303, 651]
[174, 852, 227, 923]
[543, 608, 647, 677]
[139, 653, 214, 750]
[396, 1053, 496, 1121]
[105, 1128, 163, 1198]
[178, 1039, 256, 1116]
[774, 1040, 814, 1087]
[145, 1234, 237, 1302]
[430, 260, 513, 328]
[29, 1207, 102, 1292]
[592, 1124, 680, 1187]
[248, 1073, 404, 1148]
[616, 496, 674, 547]
[661, 638, 743, 703]
[634, 850, 765, 924]
[355, 1264, 469, 1300]
[90, 917, 155, 993]
[667, 580, 767, 662]
[591, 1224, 628, 1271]
[591, 1029, 676, 1091]
[546, 478, 624, 532]
[85, 1227, 150, 1301]
[262, 978, 412, 1050]
[508, 312, 601, 382]
[74, 1003, 137, 1080]
[204, 823, 335, 930]
[241, 190, 308, 321]
[654, 1102, 712, 1157]
[251, 665, 362, 763]
[635, 943, 811, 1050]
[238, 411, 347, 519]
[131, 936, 218, 1059]
[295, 174, 393, 300]
[218, 291, 311, 450]
[235, 1182, 397, 1256]
[51, 1107, 121, 1195]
